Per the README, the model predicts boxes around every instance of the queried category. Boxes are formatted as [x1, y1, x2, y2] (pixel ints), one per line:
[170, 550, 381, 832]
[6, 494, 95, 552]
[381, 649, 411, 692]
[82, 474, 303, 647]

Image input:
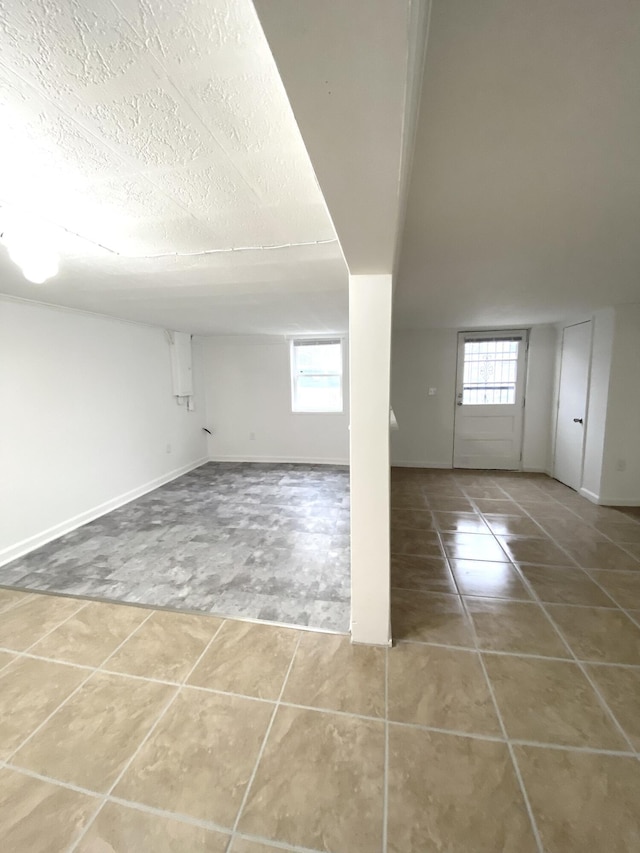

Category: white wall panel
[0, 297, 207, 563]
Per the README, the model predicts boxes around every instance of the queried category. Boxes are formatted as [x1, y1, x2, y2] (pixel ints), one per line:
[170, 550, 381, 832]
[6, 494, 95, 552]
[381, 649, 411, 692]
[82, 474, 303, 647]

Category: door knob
[573, 418, 583, 424]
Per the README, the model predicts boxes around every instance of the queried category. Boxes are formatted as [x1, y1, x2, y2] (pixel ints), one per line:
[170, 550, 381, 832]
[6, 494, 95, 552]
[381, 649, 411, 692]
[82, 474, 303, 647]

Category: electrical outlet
[428, 387, 437, 396]
[166, 443, 172, 454]
[249, 432, 256, 441]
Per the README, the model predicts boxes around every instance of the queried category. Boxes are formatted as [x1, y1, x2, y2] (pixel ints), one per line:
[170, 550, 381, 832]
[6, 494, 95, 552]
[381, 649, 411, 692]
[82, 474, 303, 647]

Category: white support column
[349, 274, 392, 645]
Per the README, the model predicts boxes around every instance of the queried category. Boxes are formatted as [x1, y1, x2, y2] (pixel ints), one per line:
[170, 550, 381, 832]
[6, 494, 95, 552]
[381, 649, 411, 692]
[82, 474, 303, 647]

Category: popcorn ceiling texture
[0, 0, 336, 256]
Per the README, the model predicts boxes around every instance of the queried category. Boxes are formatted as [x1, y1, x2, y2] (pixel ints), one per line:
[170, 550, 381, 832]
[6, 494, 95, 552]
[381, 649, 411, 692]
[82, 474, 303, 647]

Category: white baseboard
[392, 462, 555, 476]
[580, 487, 640, 507]
[208, 455, 349, 466]
[0, 457, 209, 568]
[579, 487, 601, 505]
[390, 461, 452, 469]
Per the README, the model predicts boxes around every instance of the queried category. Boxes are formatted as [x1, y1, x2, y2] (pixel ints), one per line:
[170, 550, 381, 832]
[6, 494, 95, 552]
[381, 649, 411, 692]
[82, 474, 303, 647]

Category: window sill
[291, 409, 345, 415]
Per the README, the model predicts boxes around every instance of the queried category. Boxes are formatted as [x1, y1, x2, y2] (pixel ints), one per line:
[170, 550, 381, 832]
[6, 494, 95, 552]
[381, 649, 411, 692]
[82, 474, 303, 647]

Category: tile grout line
[398, 486, 640, 766]
[5, 605, 634, 758]
[508, 504, 640, 756]
[8, 627, 637, 749]
[4, 697, 631, 828]
[229, 831, 325, 853]
[511, 574, 639, 756]
[1, 763, 328, 852]
[451, 563, 546, 853]
[0, 591, 39, 617]
[1, 763, 103, 800]
[226, 630, 304, 852]
[0, 761, 230, 840]
[626, 609, 640, 631]
[5, 609, 157, 767]
[409, 484, 640, 753]
[391, 510, 635, 666]
[392, 584, 632, 612]
[0, 648, 96, 673]
[102, 795, 230, 836]
[65, 616, 229, 853]
[577, 569, 640, 629]
[443, 478, 639, 543]
[392, 549, 636, 603]
[507, 488, 640, 565]
[19, 598, 91, 656]
[392, 637, 640, 667]
[460, 484, 640, 758]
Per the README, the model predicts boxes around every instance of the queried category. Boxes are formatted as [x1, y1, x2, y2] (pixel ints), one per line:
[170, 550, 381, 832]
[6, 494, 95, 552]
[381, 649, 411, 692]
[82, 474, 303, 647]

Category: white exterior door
[453, 331, 528, 470]
[554, 321, 592, 490]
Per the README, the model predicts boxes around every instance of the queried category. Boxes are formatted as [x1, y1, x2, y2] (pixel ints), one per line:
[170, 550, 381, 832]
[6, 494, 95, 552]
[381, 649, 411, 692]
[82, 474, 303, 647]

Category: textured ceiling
[5, 1, 637, 336]
[0, 0, 346, 332]
[1, 242, 348, 336]
[395, 0, 640, 329]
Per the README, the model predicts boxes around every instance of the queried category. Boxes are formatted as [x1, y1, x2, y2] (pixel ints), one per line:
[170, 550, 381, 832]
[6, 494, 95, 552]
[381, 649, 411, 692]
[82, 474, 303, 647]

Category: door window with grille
[461, 338, 521, 405]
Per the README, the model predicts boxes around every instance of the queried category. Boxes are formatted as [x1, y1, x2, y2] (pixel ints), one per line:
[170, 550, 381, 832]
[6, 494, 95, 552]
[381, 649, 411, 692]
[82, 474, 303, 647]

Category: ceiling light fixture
[0, 208, 60, 284]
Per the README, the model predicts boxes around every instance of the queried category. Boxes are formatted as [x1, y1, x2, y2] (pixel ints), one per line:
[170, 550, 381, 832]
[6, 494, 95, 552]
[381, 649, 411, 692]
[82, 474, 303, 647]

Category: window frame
[456, 329, 529, 408]
[289, 337, 344, 414]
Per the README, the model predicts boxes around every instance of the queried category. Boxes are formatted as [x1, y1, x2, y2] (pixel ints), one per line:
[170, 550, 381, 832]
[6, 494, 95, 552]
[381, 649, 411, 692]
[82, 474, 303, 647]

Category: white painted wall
[349, 274, 392, 646]
[522, 325, 558, 472]
[0, 297, 207, 564]
[551, 306, 640, 506]
[200, 336, 349, 464]
[390, 329, 457, 468]
[579, 309, 615, 500]
[390, 326, 557, 471]
[600, 305, 640, 504]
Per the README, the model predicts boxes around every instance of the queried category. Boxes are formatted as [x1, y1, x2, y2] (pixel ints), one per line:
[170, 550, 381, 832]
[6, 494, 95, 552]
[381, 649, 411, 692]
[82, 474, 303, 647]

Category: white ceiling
[2, 242, 348, 335]
[253, 0, 424, 274]
[4, 0, 638, 336]
[0, 0, 347, 333]
[394, 0, 640, 329]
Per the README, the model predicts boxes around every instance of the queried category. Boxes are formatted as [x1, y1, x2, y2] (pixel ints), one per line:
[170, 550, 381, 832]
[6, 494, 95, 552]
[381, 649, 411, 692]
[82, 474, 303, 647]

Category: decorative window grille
[462, 338, 520, 405]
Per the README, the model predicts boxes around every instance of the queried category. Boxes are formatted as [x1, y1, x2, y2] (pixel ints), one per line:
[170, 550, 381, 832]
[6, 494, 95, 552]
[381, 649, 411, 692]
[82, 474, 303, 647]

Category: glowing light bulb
[1, 211, 59, 283]
[21, 255, 59, 283]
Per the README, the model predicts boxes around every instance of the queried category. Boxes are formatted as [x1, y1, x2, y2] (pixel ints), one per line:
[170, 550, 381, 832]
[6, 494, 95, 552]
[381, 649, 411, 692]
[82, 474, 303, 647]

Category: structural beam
[349, 274, 392, 645]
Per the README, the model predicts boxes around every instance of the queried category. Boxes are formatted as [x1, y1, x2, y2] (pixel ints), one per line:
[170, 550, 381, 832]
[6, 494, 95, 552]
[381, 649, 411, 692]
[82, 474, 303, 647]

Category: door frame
[452, 328, 530, 470]
[552, 320, 593, 488]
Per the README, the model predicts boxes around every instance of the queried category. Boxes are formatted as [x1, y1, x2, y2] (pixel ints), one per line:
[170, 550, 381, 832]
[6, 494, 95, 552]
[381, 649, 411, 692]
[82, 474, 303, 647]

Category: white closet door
[554, 321, 592, 490]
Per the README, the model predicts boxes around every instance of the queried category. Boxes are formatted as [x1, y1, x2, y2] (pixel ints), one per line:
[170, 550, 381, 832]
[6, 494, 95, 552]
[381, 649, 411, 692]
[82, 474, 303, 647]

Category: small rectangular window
[291, 338, 343, 413]
[462, 337, 520, 405]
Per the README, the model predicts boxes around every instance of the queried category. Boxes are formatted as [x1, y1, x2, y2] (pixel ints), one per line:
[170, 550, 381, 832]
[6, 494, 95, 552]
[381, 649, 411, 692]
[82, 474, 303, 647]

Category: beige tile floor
[1, 469, 639, 851]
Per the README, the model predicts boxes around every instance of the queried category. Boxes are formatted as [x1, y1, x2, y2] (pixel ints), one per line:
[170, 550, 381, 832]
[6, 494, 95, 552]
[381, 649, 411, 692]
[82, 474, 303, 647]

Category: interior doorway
[453, 330, 528, 469]
[553, 321, 592, 490]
